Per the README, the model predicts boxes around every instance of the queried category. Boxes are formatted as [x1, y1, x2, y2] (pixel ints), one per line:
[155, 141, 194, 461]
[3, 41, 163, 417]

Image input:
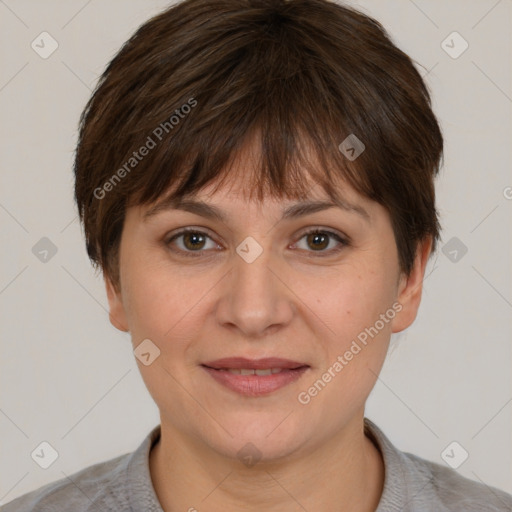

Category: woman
[3, 0, 511, 510]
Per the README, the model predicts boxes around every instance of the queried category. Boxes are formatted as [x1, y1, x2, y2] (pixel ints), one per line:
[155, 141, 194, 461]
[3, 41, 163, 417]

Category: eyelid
[294, 226, 350, 244]
[164, 226, 222, 256]
[291, 226, 350, 255]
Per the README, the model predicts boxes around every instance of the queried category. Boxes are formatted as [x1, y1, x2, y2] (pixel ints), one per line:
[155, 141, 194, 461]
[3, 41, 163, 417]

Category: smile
[201, 357, 310, 396]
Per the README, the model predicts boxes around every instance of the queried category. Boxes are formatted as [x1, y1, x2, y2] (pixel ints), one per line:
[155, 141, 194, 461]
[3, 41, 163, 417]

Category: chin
[202, 413, 311, 463]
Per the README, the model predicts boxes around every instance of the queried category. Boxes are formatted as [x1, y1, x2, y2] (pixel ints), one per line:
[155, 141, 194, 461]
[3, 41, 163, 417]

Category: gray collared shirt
[2, 418, 511, 511]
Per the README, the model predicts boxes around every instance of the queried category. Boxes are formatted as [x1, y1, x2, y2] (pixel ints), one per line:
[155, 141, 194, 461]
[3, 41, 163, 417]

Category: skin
[105, 140, 432, 512]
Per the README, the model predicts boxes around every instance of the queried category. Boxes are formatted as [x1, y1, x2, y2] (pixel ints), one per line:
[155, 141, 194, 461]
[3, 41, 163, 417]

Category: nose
[215, 240, 294, 339]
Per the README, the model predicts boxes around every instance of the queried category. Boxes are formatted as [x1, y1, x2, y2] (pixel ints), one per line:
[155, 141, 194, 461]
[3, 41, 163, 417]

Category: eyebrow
[143, 196, 370, 223]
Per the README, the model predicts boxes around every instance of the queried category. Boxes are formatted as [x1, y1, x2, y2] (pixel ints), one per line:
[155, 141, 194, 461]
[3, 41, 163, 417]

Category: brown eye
[306, 232, 330, 251]
[294, 228, 348, 256]
[182, 232, 207, 251]
[166, 228, 219, 257]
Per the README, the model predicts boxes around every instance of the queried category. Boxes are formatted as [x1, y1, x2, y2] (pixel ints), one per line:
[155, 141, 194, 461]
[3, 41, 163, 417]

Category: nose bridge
[233, 233, 277, 309]
[235, 234, 274, 295]
[216, 233, 293, 337]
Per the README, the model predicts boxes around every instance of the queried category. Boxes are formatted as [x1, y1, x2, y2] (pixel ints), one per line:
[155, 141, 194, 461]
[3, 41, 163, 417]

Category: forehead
[140, 171, 373, 228]
[131, 127, 377, 225]
[165, 132, 361, 199]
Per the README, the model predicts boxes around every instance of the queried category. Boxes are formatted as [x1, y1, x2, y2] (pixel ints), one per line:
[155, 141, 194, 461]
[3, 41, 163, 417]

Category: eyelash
[164, 227, 350, 258]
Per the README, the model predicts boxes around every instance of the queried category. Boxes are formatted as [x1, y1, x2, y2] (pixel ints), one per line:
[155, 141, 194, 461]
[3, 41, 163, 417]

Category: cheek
[121, 263, 205, 398]
[297, 274, 393, 416]
[121, 259, 219, 366]
[120, 260, 186, 340]
[301, 264, 396, 400]
[304, 264, 395, 340]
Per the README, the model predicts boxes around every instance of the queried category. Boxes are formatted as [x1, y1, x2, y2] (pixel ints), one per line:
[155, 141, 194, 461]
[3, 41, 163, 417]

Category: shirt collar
[125, 418, 412, 511]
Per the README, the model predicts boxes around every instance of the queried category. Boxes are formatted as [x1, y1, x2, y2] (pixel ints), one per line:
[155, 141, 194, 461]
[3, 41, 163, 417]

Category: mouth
[201, 357, 310, 397]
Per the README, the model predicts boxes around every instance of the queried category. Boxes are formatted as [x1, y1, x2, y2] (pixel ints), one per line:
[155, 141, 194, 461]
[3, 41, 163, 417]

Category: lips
[202, 357, 308, 370]
[201, 357, 310, 396]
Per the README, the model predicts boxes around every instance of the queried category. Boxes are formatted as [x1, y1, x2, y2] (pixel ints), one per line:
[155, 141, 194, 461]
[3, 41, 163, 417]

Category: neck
[149, 415, 384, 512]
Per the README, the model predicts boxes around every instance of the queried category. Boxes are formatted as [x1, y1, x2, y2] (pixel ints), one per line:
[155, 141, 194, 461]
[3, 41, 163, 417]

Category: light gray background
[1, 0, 511, 504]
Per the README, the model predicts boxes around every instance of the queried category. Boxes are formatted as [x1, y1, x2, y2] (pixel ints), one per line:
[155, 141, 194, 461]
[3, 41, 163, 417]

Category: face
[106, 148, 431, 463]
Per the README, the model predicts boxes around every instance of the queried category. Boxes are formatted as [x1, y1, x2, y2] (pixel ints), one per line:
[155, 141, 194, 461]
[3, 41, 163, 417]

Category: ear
[104, 276, 129, 332]
[391, 236, 433, 334]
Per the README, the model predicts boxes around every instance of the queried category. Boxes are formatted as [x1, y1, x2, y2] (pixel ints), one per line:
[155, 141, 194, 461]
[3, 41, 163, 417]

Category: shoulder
[364, 418, 512, 512]
[0, 425, 161, 512]
[0, 452, 131, 512]
[402, 450, 512, 511]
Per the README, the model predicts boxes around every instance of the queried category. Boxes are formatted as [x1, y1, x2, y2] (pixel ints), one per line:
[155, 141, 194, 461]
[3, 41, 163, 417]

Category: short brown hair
[74, 0, 444, 289]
